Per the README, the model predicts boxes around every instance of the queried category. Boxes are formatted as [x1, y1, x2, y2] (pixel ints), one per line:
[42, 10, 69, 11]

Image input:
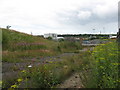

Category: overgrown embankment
[2, 28, 81, 63]
[2, 28, 83, 88]
[83, 41, 119, 88]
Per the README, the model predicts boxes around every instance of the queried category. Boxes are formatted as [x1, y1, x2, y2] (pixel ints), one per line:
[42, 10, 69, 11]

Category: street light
[103, 27, 105, 34]
[93, 29, 95, 34]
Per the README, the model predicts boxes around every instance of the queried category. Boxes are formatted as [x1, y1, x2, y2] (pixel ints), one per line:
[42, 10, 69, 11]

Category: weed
[86, 41, 119, 88]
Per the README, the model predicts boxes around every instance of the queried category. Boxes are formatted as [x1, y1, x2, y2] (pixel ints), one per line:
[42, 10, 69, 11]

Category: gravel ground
[56, 73, 84, 88]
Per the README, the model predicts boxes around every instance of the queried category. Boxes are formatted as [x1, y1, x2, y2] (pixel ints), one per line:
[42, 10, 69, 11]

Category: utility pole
[93, 29, 95, 34]
[103, 27, 105, 34]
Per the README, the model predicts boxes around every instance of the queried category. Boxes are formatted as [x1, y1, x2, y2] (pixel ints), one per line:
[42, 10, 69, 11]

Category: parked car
[82, 40, 91, 44]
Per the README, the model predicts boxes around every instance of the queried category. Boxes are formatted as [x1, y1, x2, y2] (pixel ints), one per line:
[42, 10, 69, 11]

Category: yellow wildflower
[63, 65, 68, 69]
[17, 78, 23, 82]
[116, 80, 120, 82]
[100, 66, 104, 69]
[49, 61, 53, 64]
[0, 81, 2, 87]
[92, 53, 94, 55]
[100, 58, 105, 60]
[109, 42, 112, 44]
[100, 49, 103, 51]
[109, 53, 115, 56]
[101, 44, 105, 46]
[96, 60, 99, 62]
[21, 70, 26, 73]
[11, 84, 18, 88]
[112, 63, 120, 65]
[93, 51, 97, 53]
[0, 81, 2, 84]
[103, 39, 108, 40]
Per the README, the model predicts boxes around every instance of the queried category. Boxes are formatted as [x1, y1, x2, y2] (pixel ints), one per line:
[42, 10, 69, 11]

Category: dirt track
[3, 47, 93, 88]
[56, 73, 84, 88]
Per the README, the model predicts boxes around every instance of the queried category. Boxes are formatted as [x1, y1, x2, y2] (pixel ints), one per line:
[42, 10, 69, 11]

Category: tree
[47, 37, 52, 40]
[6, 25, 11, 29]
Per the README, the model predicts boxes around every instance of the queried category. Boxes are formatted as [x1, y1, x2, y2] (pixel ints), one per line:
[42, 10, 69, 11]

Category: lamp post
[93, 29, 95, 34]
[103, 27, 105, 34]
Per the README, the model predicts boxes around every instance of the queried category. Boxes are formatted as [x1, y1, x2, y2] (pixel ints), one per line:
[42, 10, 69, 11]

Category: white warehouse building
[44, 33, 57, 40]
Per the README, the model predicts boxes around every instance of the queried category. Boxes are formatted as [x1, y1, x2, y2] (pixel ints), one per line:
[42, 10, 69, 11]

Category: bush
[59, 41, 82, 52]
[46, 37, 52, 40]
[87, 41, 119, 88]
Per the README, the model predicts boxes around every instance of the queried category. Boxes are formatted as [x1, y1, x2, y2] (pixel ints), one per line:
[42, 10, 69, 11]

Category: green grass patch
[2, 28, 82, 63]
[84, 41, 119, 88]
[3, 51, 91, 88]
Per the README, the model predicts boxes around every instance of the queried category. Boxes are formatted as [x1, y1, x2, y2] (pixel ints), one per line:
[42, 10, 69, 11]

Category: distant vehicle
[109, 35, 117, 39]
[57, 37, 64, 39]
[82, 40, 91, 44]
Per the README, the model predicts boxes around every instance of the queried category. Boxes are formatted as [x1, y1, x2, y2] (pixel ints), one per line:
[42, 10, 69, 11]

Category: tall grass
[85, 41, 119, 88]
[3, 52, 90, 88]
[2, 28, 55, 51]
[58, 41, 82, 53]
[2, 28, 84, 88]
[2, 28, 82, 63]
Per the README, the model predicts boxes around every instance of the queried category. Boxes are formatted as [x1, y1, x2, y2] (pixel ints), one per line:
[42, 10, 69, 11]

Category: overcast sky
[0, 0, 119, 35]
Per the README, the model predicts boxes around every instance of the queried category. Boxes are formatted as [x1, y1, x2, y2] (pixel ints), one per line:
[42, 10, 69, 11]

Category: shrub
[87, 41, 119, 88]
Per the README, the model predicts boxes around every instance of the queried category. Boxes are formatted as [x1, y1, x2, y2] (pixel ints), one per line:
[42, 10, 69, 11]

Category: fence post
[117, 28, 120, 88]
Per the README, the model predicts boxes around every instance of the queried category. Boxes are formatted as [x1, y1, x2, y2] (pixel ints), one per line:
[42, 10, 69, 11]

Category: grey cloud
[57, 7, 117, 25]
